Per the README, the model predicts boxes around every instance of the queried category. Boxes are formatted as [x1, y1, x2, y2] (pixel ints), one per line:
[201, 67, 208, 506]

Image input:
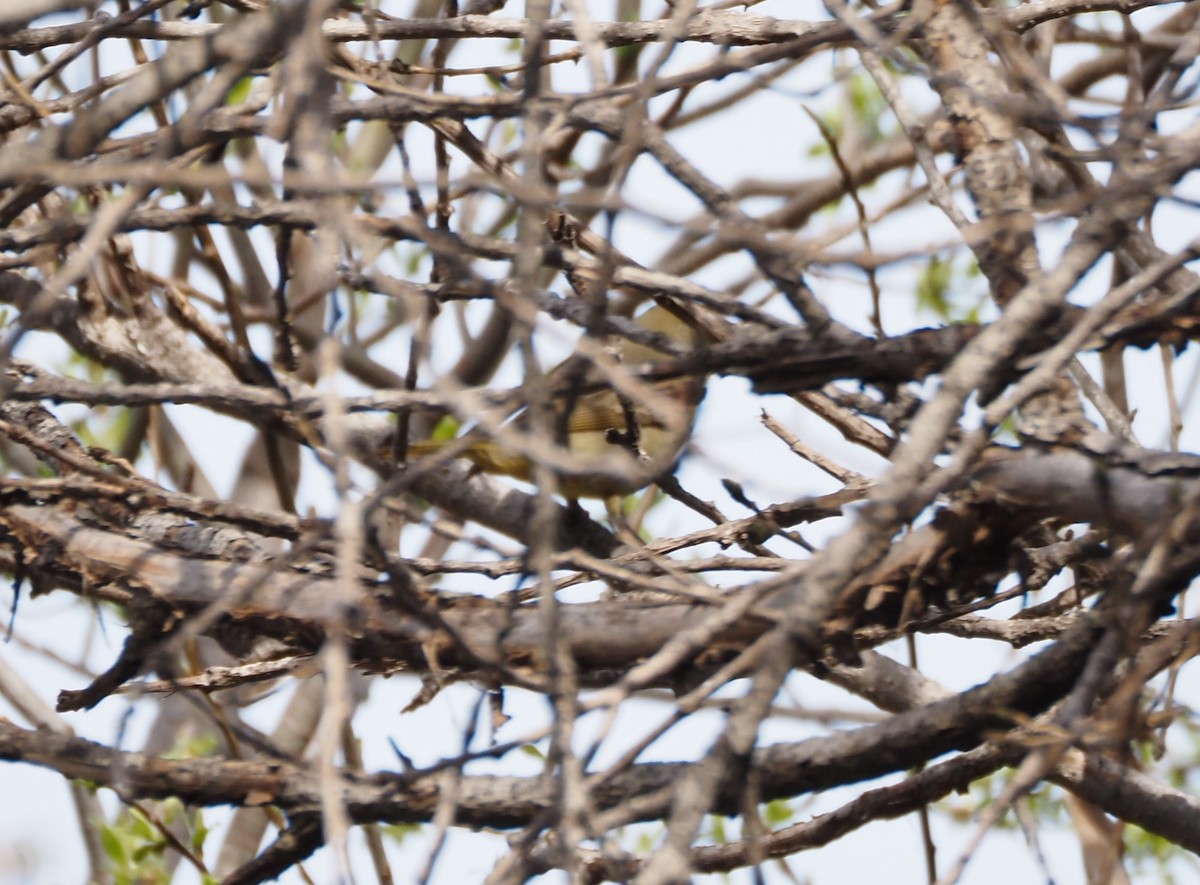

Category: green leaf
[131, 840, 165, 863]
[225, 76, 253, 107]
[405, 246, 425, 277]
[165, 731, 221, 760]
[915, 254, 955, 320]
[382, 822, 422, 844]
[160, 796, 183, 825]
[519, 743, 545, 761]
[430, 415, 463, 442]
[191, 810, 209, 853]
[129, 808, 156, 840]
[634, 828, 658, 853]
[100, 825, 128, 866]
[762, 798, 794, 826]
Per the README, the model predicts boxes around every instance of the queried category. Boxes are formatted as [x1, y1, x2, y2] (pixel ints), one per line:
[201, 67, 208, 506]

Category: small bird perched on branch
[405, 303, 710, 498]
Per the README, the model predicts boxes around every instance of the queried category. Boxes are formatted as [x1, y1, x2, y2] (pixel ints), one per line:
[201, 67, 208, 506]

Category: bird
[404, 303, 710, 498]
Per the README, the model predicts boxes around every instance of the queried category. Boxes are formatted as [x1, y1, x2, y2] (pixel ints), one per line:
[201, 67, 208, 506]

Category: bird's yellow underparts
[403, 304, 710, 498]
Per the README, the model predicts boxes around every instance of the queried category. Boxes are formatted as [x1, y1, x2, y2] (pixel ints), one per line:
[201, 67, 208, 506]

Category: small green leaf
[160, 796, 183, 825]
[382, 822, 422, 844]
[520, 743, 545, 761]
[100, 825, 127, 865]
[129, 808, 155, 841]
[405, 246, 425, 277]
[762, 798, 794, 826]
[225, 76, 253, 107]
[915, 254, 955, 320]
[430, 415, 462, 442]
[191, 810, 209, 853]
[634, 829, 657, 853]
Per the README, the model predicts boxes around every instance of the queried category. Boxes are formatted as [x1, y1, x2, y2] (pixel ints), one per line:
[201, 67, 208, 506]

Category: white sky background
[3, 0, 1200, 883]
